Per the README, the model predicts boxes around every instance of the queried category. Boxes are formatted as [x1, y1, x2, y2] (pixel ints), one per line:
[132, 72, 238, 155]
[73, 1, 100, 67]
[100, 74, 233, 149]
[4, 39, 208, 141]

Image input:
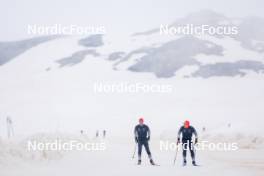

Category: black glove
[177, 138, 180, 144]
[195, 138, 198, 144]
[135, 137, 138, 143]
[147, 136, 150, 141]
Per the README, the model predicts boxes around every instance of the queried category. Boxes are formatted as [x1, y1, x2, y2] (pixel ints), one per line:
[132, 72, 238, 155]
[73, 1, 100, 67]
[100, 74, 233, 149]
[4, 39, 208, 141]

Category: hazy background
[1, 0, 264, 40]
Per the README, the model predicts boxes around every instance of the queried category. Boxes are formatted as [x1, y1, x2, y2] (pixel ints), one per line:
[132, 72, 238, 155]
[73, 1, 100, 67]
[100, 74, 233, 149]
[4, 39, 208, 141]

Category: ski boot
[137, 160, 141, 165]
[150, 159, 155, 165]
[183, 159, 187, 166]
[192, 160, 198, 166]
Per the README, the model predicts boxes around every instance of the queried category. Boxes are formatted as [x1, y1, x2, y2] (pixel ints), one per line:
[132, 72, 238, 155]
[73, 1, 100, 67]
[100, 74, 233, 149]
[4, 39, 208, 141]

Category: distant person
[6, 116, 14, 138]
[177, 120, 198, 166]
[96, 130, 99, 138]
[103, 130, 106, 138]
[134, 117, 155, 165]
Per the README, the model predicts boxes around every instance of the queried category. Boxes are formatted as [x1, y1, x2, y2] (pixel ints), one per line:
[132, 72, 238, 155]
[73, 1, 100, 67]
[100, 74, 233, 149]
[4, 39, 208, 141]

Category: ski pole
[193, 141, 197, 158]
[173, 142, 179, 165]
[132, 143, 137, 159]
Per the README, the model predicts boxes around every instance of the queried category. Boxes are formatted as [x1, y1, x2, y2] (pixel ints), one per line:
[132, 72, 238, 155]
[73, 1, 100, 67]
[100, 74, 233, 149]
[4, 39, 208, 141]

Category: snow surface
[0, 134, 264, 176]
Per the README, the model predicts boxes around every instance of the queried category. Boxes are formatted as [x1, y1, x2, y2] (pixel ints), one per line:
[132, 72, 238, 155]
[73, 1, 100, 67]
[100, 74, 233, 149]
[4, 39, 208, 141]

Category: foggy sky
[1, 0, 263, 40]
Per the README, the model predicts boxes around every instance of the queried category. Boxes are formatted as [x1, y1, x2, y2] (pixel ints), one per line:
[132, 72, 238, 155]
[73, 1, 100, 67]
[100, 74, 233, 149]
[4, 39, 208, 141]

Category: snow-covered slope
[0, 36, 263, 137]
[0, 10, 263, 137]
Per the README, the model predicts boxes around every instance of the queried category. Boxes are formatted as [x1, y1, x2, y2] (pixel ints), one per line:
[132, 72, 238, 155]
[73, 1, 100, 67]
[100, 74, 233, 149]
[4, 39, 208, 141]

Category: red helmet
[139, 117, 144, 123]
[184, 120, 190, 128]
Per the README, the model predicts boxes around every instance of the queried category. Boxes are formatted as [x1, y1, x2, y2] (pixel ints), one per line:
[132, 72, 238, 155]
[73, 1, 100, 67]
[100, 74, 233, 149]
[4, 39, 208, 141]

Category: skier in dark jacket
[177, 120, 198, 166]
[134, 117, 155, 165]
